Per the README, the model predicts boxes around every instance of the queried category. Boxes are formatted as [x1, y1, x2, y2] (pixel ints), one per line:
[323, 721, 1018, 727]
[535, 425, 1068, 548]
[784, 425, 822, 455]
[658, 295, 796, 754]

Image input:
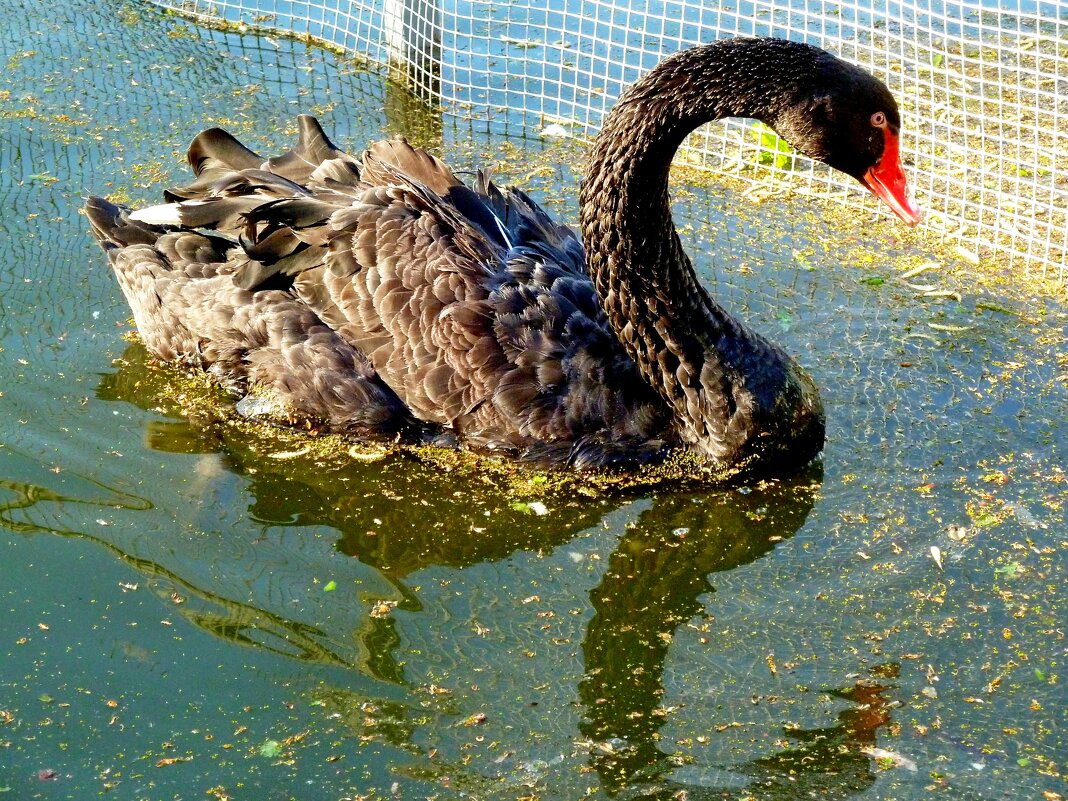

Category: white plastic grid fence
[151, 0, 1068, 283]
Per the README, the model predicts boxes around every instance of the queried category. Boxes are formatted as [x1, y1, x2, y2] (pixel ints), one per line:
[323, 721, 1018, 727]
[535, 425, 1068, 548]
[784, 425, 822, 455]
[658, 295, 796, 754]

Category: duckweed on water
[111, 340, 738, 496]
[1, 3, 1066, 799]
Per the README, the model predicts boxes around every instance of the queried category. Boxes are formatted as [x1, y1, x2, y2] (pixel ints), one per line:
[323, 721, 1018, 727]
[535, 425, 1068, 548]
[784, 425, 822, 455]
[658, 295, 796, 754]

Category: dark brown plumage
[86, 38, 919, 474]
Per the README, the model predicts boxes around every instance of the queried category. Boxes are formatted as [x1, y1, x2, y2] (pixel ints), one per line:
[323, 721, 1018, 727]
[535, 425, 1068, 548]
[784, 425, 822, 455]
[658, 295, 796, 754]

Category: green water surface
[0, 2, 1065, 799]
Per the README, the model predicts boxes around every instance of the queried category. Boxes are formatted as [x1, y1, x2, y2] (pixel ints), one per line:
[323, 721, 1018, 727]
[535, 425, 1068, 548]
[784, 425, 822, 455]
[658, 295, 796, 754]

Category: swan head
[772, 55, 922, 226]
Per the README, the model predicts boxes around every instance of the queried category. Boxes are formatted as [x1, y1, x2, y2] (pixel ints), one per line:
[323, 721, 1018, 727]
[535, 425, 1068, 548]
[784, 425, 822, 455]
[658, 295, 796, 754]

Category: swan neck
[578, 39, 825, 464]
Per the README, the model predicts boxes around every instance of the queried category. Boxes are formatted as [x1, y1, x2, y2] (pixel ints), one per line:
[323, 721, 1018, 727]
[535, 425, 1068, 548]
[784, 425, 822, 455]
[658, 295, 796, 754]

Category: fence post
[383, 0, 442, 101]
[385, 78, 443, 147]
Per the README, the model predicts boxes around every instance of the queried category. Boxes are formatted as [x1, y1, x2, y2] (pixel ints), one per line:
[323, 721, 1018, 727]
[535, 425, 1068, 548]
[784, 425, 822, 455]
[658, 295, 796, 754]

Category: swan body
[86, 38, 919, 474]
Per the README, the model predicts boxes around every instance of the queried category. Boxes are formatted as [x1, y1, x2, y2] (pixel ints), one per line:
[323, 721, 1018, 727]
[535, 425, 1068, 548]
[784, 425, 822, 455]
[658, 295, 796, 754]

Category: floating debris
[369, 600, 398, 618]
[946, 525, 969, 542]
[1007, 502, 1045, 529]
[513, 500, 549, 515]
[235, 393, 284, 420]
[347, 445, 388, 462]
[899, 261, 940, 279]
[861, 746, 918, 772]
[268, 447, 310, 459]
[930, 545, 944, 570]
[922, 289, 962, 301]
[540, 123, 569, 138]
[501, 36, 542, 49]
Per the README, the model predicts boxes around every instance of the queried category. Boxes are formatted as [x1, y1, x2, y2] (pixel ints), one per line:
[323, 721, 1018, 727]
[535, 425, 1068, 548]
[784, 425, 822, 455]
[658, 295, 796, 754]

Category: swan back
[88, 116, 672, 468]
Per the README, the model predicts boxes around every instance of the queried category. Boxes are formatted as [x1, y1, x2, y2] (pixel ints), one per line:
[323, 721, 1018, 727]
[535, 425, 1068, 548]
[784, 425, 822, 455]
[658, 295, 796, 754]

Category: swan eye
[871, 111, 887, 128]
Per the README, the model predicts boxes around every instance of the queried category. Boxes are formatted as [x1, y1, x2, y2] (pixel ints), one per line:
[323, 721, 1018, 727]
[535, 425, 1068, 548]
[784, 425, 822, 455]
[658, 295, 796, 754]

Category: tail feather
[85, 196, 166, 249]
[267, 115, 358, 183]
[188, 127, 263, 176]
[166, 127, 264, 201]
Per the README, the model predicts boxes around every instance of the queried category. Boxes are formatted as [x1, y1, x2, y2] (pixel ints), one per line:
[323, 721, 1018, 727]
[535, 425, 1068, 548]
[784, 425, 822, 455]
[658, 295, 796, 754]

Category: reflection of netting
[3, 0, 1059, 475]
[2, 4, 1065, 798]
[0, 2, 386, 356]
[149, 0, 1068, 283]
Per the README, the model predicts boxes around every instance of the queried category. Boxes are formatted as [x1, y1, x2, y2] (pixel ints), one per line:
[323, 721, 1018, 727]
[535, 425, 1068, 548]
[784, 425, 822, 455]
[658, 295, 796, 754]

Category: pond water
[1, 2, 1066, 800]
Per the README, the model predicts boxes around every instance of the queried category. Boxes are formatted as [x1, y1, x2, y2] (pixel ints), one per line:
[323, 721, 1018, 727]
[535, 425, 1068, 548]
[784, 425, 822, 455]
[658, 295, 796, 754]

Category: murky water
[1, 2, 1066, 799]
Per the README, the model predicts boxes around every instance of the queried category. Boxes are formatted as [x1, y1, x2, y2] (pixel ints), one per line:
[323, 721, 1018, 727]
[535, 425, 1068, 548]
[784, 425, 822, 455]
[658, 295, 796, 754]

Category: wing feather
[87, 117, 676, 466]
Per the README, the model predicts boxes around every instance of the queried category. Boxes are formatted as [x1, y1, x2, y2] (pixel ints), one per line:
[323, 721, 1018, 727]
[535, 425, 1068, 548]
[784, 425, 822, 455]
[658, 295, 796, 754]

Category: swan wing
[89, 117, 669, 461]
[85, 197, 417, 439]
[308, 136, 667, 455]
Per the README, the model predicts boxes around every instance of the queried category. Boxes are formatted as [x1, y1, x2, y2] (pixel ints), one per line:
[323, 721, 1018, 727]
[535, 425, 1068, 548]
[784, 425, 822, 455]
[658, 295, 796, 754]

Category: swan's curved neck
[579, 39, 825, 462]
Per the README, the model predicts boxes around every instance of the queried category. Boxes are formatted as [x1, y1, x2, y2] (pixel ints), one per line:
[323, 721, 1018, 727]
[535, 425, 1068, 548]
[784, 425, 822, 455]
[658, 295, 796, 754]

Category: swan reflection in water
[88, 344, 898, 799]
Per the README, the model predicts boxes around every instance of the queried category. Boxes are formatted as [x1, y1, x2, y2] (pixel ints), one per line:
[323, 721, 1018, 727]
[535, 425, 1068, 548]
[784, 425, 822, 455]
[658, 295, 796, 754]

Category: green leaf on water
[259, 739, 283, 758]
[860, 276, 885, 286]
[323, 580, 337, 592]
[1035, 668, 1046, 681]
[38, 694, 53, 704]
[1017, 757, 1031, 767]
[994, 561, 1024, 578]
[792, 250, 815, 271]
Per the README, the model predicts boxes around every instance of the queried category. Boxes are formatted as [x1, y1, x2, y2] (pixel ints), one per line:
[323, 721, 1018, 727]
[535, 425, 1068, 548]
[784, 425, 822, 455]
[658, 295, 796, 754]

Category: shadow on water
[87, 343, 897, 798]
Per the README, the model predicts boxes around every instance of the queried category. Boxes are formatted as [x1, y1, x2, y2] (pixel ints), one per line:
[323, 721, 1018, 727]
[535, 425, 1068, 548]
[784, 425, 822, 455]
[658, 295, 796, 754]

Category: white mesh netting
[151, 0, 1068, 283]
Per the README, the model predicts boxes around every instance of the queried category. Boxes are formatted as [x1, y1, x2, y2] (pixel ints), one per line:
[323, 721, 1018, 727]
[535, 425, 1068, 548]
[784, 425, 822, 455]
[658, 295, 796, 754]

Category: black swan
[85, 38, 920, 474]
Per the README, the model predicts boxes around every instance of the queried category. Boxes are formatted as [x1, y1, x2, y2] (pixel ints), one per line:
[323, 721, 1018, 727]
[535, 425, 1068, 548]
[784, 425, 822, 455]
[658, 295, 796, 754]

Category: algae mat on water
[0, 1, 1066, 799]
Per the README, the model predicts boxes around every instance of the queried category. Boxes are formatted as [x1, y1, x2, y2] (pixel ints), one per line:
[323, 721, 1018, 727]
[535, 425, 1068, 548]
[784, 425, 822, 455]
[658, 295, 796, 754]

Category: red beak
[861, 128, 922, 226]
